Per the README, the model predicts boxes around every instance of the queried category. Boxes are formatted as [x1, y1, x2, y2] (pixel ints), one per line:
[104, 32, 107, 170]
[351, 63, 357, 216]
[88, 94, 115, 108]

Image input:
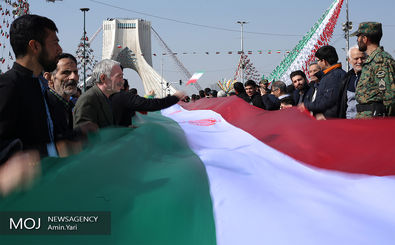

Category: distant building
[102, 19, 175, 97]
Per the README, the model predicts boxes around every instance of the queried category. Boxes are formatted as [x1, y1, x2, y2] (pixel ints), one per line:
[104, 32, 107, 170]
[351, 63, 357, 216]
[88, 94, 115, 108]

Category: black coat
[0, 63, 51, 163]
[236, 92, 250, 103]
[337, 69, 360, 118]
[262, 94, 280, 110]
[305, 65, 346, 118]
[110, 91, 179, 127]
[249, 93, 265, 109]
[47, 90, 82, 141]
[292, 82, 311, 105]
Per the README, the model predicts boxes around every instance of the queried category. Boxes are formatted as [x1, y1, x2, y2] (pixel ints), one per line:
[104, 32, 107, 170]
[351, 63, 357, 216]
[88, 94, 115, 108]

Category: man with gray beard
[337, 46, 366, 118]
[44, 53, 96, 140]
[44, 53, 78, 134]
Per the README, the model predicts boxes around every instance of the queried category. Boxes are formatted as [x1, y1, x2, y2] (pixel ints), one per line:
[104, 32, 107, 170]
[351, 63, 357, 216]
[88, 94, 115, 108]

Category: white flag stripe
[162, 104, 395, 245]
[189, 72, 204, 80]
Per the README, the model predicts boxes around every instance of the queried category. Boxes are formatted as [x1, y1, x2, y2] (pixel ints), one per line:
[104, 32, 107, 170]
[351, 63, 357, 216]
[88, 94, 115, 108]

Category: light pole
[342, 0, 352, 71]
[237, 21, 247, 84]
[80, 8, 89, 92]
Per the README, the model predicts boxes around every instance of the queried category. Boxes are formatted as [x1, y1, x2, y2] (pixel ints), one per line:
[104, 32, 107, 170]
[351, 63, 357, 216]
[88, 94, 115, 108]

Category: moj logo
[9, 217, 41, 230]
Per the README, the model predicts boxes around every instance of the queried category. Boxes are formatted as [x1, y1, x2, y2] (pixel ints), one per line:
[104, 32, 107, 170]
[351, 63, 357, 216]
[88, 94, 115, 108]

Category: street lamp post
[342, 0, 352, 71]
[237, 21, 247, 84]
[80, 8, 90, 92]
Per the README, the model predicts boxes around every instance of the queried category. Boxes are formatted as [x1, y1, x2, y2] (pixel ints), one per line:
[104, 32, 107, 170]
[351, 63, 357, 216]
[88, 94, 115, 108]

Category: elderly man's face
[349, 48, 366, 73]
[51, 58, 79, 99]
[271, 87, 281, 97]
[103, 65, 124, 95]
[308, 64, 321, 83]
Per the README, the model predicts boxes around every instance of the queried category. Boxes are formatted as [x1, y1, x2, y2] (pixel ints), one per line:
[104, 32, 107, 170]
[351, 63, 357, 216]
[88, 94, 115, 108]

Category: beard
[295, 83, 304, 90]
[358, 39, 367, 52]
[353, 65, 363, 73]
[38, 46, 58, 72]
[62, 80, 78, 96]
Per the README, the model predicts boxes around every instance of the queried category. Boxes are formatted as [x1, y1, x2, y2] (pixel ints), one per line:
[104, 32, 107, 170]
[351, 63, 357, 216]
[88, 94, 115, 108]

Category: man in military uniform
[351, 22, 395, 118]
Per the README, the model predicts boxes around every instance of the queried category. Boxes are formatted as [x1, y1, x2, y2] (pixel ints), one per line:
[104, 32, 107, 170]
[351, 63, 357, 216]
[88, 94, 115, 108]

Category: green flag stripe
[0, 112, 216, 245]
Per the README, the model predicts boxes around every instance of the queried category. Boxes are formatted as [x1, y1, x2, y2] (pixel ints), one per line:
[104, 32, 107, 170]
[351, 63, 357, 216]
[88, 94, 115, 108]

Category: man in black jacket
[338, 46, 366, 118]
[244, 80, 265, 109]
[44, 53, 97, 140]
[110, 90, 185, 127]
[0, 15, 63, 194]
[233, 82, 250, 103]
[290, 70, 311, 105]
[303, 45, 346, 118]
[0, 14, 62, 164]
[271, 80, 294, 107]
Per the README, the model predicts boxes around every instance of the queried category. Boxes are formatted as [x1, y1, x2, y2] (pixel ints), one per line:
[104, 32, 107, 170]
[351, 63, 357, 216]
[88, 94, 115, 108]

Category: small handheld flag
[186, 71, 204, 85]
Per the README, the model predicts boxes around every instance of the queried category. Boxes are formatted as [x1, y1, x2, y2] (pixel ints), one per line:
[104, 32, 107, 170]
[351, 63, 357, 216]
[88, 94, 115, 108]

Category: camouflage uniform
[355, 47, 395, 118]
[352, 22, 395, 118]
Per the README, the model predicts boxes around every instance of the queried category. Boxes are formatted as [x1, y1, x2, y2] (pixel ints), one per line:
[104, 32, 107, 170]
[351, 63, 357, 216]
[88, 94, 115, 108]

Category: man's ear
[324, 60, 330, 68]
[43, 71, 51, 81]
[27, 40, 41, 54]
[99, 74, 106, 84]
[44, 72, 54, 89]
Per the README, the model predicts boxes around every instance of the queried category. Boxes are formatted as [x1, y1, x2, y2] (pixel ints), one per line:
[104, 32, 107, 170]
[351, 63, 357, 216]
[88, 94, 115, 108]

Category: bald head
[348, 46, 366, 73]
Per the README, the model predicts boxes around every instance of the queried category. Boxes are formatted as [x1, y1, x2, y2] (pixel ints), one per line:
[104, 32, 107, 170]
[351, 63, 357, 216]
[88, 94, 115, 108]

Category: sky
[6, 0, 395, 95]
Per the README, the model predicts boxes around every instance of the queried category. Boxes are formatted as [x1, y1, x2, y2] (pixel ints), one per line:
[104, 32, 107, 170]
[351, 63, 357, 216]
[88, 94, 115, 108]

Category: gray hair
[272, 80, 287, 93]
[92, 59, 120, 84]
[347, 45, 359, 58]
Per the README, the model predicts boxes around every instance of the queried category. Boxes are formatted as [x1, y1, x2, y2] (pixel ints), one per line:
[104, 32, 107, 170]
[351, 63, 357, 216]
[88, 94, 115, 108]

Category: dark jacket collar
[12, 62, 34, 76]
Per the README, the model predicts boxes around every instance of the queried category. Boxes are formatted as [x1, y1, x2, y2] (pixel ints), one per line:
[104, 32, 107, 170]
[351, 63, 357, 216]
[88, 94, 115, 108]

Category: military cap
[259, 79, 269, 85]
[350, 22, 382, 36]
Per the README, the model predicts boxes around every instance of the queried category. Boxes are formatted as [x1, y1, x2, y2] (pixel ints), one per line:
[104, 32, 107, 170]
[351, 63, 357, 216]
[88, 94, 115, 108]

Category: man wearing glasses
[302, 46, 346, 119]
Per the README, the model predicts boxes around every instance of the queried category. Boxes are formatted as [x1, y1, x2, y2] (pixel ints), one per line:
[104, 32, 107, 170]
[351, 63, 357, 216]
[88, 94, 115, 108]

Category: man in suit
[73, 59, 124, 128]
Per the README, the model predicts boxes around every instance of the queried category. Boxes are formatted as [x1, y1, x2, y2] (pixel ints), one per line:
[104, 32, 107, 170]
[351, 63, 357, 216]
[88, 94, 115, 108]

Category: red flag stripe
[179, 96, 395, 176]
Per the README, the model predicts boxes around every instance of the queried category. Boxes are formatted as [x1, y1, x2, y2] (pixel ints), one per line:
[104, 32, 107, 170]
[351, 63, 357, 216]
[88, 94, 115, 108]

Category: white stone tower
[102, 18, 176, 97]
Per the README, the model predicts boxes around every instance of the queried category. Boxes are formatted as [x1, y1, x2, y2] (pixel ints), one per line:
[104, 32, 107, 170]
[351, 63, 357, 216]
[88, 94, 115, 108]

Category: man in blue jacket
[302, 45, 346, 118]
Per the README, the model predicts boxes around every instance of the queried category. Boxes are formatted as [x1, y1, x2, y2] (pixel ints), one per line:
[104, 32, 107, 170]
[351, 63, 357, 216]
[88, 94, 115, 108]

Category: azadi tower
[102, 18, 176, 97]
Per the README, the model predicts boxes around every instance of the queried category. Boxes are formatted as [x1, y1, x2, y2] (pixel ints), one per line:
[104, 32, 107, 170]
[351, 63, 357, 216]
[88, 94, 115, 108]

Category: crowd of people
[0, 14, 393, 195]
[182, 22, 394, 120]
[0, 14, 187, 195]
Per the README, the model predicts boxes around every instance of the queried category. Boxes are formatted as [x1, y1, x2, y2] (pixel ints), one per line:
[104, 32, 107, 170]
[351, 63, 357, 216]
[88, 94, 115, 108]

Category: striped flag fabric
[268, 0, 343, 82]
[186, 71, 204, 85]
[0, 96, 394, 244]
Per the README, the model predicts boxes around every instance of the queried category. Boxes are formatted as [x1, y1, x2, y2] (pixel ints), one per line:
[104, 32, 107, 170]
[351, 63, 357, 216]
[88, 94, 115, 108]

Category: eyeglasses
[271, 88, 279, 92]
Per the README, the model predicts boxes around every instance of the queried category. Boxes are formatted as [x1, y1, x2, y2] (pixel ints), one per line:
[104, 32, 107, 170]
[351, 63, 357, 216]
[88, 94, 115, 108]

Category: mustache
[65, 80, 77, 87]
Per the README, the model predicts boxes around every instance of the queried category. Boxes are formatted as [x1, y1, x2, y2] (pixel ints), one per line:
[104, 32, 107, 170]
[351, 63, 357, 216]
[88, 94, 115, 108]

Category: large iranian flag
[0, 96, 394, 244]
